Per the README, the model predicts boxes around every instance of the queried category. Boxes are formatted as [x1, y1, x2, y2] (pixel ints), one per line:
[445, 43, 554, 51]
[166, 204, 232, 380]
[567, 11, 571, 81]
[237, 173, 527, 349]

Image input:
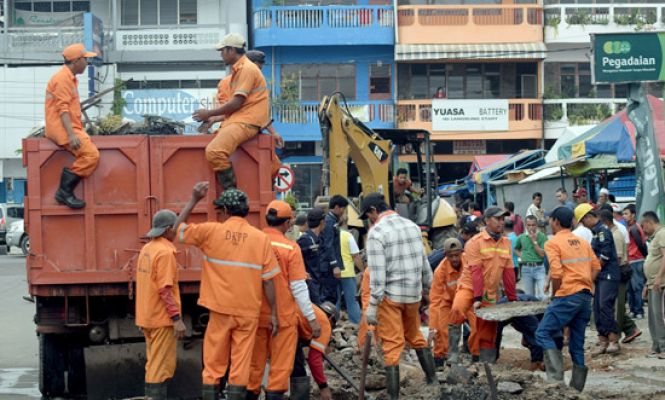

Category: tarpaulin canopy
[468, 155, 509, 175]
[473, 149, 545, 185]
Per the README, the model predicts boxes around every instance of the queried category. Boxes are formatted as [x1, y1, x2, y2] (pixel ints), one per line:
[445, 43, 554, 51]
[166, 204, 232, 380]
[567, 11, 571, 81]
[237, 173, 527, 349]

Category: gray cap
[146, 209, 177, 238]
[215, 33, 246, 50]
[443, 238, 463, 253]
[483, 206, 509, 220]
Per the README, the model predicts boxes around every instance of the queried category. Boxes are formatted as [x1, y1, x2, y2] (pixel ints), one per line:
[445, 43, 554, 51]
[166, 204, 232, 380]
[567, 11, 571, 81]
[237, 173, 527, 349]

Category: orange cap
[266, 200, 293, 219]
[63, 43, 97, 61]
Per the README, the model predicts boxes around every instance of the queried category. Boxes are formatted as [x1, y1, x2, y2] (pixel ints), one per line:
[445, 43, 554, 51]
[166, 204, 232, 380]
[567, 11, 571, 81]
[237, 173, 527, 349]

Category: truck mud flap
[84, 339, 202, 399]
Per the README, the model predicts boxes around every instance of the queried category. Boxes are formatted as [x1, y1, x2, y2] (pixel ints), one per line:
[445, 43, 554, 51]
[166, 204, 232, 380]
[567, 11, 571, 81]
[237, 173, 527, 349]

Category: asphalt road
[0, 250, 40, 399]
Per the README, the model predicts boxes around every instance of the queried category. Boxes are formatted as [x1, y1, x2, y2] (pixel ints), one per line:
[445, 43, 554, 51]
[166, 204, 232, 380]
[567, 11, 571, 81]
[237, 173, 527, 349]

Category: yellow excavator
[318, 92, 457, 251]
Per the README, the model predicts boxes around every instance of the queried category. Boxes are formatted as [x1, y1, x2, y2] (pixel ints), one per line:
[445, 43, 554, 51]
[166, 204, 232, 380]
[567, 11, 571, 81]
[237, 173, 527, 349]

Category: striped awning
[396, 42, 547, 61]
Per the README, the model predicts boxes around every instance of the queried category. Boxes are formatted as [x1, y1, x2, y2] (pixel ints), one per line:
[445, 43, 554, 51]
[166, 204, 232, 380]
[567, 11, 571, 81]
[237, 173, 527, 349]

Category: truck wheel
[39, 334, 66, 397]
[20, 235, 29, 256]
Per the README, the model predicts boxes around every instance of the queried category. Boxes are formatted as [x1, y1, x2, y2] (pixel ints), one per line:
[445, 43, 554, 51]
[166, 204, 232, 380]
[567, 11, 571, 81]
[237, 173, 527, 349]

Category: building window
[281, 64, 356, 101]
[369, 63, 392, 100]
[545, 62, 646, 99]
[120, 0, 197, 26]
[124, 79, 218, 89]
[13, 0, 90, 12]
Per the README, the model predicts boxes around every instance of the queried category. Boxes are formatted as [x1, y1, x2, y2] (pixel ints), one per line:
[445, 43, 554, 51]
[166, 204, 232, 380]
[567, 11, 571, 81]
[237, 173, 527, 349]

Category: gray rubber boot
[202, 384, 220, 400]
[386, 365, 400, 400]
[289, 376, 310, 400]
[569, 364, 588, 392]
[144, 382, 167, 400]
[415, 348, 437, 384]
[479, 348, 497, 364]
[226, 385, 247, 400]
[544, 349, 564, 382]
[447, 324, 462, 365]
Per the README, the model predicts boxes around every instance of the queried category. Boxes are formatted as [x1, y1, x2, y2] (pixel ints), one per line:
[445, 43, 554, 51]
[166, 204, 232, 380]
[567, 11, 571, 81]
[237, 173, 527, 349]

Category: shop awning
[395, 42, 547, 61]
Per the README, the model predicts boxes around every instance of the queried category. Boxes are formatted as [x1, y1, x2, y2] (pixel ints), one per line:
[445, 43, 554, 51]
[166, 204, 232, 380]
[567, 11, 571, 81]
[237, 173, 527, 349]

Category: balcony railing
[543, 98, 627, 125]
[397, 5, 543, 44]
[544, 4, 665, 43]
[115, 26, 224, 51]
[253, 6, 394, 47]
[2, 27, 84, 53]
[272, 101, 394, 125]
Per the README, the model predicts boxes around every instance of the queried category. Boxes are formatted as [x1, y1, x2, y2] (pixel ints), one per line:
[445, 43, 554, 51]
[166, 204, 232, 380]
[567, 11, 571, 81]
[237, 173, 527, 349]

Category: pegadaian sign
[592, 32, 664, 84]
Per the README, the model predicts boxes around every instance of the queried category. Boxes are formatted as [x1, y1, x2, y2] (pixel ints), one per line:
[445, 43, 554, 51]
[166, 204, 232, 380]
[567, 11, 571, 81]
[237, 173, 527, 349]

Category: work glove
[365, 304, 378, 326]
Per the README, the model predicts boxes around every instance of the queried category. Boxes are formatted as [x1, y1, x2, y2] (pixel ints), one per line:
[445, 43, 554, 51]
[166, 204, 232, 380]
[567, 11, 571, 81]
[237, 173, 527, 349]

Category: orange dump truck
[23, 134, 276, 399]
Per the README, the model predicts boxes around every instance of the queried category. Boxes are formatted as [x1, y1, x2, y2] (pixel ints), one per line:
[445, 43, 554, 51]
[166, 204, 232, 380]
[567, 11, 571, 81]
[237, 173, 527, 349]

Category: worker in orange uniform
[135, 209, 187, 400]
[357, 267, 372, 351]
[192, 33, 270, 195]
[45, 43, 100, 209]
[428, 238, 479, 367]
[291, 302, 336, 400]
[450, 206, 517, 363]
[361, 193, 436, 400]
[201, 50, 283, 181]
[246, 200, 322, 400]
[174, 182, 280, 400]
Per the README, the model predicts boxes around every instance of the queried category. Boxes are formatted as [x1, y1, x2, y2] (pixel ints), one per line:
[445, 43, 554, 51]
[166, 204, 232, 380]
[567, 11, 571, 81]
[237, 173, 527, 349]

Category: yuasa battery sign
[432, 99, 509, 131]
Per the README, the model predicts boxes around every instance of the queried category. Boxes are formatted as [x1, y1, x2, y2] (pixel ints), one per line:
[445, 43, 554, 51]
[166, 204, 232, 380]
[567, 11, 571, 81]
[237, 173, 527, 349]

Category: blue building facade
[250, 0, 395, 205]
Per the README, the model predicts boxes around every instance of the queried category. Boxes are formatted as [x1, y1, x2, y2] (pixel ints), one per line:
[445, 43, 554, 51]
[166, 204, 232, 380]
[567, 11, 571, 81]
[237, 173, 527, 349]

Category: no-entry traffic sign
[274, 165, 295, 192]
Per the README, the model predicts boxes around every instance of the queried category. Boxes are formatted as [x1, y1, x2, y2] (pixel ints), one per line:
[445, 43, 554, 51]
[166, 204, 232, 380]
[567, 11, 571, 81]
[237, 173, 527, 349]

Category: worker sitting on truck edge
[135, 209, 187, 400]
[173, 182, 280, 400]
[246, 200, 322, 400]
[45, 43, 100, 209]
[192, 33, 270, 196]
[291, 301, 335, 400]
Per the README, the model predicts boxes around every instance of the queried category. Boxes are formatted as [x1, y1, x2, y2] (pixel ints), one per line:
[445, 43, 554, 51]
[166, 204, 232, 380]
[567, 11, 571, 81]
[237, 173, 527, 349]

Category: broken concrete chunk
[497, 381, 523, 394]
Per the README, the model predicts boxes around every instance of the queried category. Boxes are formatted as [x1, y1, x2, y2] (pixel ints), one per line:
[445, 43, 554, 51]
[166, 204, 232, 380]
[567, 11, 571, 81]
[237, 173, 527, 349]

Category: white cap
[215, 33, 246, 50]
[599, 188, 610, 196]
[611, 203, 621, 213]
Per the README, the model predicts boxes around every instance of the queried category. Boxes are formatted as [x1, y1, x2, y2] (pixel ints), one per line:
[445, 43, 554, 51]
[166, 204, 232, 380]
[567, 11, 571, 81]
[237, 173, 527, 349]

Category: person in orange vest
[428, 238, 479, 366]
[192, 33, 271, 196]
[357, 266, 372, 351]
[361, 193, 436, 399]
[246, 200, 322, 400]
[450, 207, 517, 363]
[174, 182, 280, 400]
[45, 43, 100, 209]
[291, 302, 335, 400]
[135, 209, 187, 400]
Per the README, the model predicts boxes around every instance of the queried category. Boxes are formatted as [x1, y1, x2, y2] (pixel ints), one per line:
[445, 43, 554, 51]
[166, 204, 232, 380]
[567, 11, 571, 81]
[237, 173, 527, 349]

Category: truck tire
[20, 235, 29, 256]
[39, 334, 66, 397]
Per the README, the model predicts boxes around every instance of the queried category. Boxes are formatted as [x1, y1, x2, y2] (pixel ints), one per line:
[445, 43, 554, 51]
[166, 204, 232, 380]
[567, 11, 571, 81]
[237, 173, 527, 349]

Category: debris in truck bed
[28, 114, 187, 138]
[475, 301, 549, 322]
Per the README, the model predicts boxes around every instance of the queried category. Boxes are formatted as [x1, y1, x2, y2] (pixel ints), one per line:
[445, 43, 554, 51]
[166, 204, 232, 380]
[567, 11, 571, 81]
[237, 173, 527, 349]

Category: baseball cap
[611, 203, 622, 213]
[483, 206, 509, 219]
[599, 188, 610, 196]
[63, 43, 97, 61]
[213, 188, 248, 210]
[215, 33, 246, 50]
[443, 238, 463, 253]
[574, 203, 594, 223]
[266, 200, 293, 219]
[307, 207, 325, 224]
[549, 206, 573, 227]
[573, 188, 588, 198]
[146, 209, 177, 238]
[359, 192, 386, 220]
[246, 50, 266, 64]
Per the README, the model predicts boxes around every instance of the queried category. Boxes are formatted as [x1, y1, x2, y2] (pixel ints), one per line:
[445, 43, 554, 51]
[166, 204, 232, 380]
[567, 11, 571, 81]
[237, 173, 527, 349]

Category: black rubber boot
[55, 168, 85, 209]
[289, 376, 310, 400]
[265, 391, 285, 399]
[245, 390, 260, 400]
[447, 324, 462, 365]
[202, 384, 220, 400]
[216, 168, 237, 191]
[569, 364, 588, 392]
[544, 349, 564, 382]
[144, 382, 167, 400]
[386, 365, 400, 400]
[479, 348, 497, 364]
[226, 385, 247, 400]
[434, 356, 444, 368]
[415, 348, 437, 384]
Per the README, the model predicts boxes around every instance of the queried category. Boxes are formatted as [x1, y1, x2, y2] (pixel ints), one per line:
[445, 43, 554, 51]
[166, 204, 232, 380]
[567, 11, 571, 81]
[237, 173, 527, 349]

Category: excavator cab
[318, 93, 457, 250]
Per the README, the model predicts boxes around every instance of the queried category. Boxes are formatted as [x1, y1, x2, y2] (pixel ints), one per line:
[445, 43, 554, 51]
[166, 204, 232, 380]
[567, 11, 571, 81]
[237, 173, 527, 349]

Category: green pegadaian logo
[603, 41, 631, 55]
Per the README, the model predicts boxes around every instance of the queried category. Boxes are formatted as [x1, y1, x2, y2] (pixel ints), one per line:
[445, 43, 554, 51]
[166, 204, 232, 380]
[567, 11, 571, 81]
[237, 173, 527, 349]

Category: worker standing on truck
[192, 33, 270, 196]
[174, 182, 280, 400]
[246, 200, 322, 400]
[361, 192, 437, 400]
[449, 207, 517, 363]
[135, 209, 187, 400]
[45, 43, 100, 209]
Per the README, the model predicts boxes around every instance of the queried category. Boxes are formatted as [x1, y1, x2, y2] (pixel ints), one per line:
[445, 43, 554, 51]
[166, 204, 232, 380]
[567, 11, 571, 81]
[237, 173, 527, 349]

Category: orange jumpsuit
[247, 228, 308, 394]
[429, 257, 478, 358]
[45, 66, 99, 177]
[357, 267, 371, 350]
[177, 218, 280, 387]
[450, 230, 515, 350]
[205, 55, 269, 172]
[296, 305, 332, 387]
[135, 237, 181, 383]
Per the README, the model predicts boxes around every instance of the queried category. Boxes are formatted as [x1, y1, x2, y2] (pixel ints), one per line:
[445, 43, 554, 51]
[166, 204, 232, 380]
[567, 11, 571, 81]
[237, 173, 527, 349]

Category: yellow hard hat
[574, 203, 594, 223]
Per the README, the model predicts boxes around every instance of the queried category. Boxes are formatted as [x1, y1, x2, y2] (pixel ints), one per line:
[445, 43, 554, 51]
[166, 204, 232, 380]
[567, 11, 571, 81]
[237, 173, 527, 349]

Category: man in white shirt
[526, 192, 546, 225]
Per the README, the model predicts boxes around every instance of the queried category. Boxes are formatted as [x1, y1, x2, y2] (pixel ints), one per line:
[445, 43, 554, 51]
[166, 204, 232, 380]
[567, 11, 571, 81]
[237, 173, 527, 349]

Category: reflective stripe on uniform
[262, 266, 280, 279]
[203, 255, 262, 271]
[178, 223, 188, 243]
[311, 340, 326, 352]
[447, 280, 458, 287]
[560, 257, 593, 264]
[271, 241, 294, 250]
[479, 247, 510, 255]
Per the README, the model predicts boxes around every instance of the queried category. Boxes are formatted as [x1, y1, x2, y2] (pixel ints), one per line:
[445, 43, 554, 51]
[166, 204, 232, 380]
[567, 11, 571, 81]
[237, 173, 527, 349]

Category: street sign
[592, 32, 664, 84]
[274, 165, 295, 192]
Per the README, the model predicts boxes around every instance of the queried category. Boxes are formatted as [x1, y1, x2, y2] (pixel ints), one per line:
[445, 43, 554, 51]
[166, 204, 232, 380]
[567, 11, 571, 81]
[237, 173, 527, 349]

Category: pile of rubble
[28, 114, 186, 138]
